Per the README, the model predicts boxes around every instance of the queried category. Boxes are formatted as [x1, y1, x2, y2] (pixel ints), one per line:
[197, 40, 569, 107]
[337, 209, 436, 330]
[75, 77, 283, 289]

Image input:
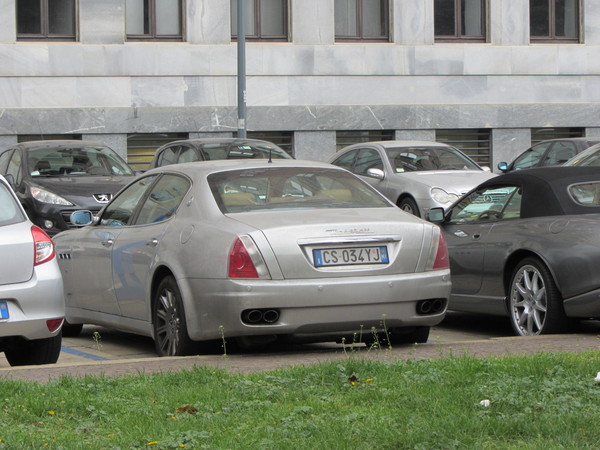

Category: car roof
[11, 140, 110, 151]
[477, 166, 600, 218]
[143, 158, 340, 177]
[156, 138, 281, 148]
[344, 140, 452, 149]
[536, 137, 600, 143]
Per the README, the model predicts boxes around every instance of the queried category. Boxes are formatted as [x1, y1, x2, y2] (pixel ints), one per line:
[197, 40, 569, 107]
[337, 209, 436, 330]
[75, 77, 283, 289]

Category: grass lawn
[1, 351, 600, 449]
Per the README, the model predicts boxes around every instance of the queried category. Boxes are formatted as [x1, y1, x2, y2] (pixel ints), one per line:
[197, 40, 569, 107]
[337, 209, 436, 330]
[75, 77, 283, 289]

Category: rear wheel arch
[503, 250, 561, 297]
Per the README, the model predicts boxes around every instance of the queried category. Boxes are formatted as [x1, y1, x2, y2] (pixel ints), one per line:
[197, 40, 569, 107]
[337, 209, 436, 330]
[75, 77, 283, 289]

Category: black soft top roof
[476, 166, 600, 218]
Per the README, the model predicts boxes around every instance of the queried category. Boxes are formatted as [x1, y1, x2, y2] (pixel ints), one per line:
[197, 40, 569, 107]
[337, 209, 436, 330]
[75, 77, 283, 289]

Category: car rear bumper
[0, 261, 64, 341]
[179, 270, 451, 341]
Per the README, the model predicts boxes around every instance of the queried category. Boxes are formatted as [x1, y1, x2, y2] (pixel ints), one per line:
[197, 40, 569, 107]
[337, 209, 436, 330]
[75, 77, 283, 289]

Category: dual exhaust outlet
[242, 308, 280, 325]
[416, 298, 446, 315]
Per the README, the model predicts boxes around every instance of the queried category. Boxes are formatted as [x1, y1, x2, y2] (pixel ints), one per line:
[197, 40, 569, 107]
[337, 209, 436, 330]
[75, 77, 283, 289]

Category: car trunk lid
[228, 208, 432, 279]
[0, 221, 34, 285]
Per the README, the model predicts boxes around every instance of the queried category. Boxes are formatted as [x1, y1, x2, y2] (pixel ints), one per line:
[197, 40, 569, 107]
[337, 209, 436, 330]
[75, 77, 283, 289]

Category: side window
[6, 151, 23, 185]
[101, 175, 158, 227]
[156, 146, 179, 167]
[570, 182, 600, 206]
[135, 175, 190, 225]
[541, 142, 577, 166]
[434, 0, 486, 42]
[231, 0, 288, 41]
[0, 150, 14, 174]
[512, 142, 552, 170]
[17, 0, 76, 41]
[335, 0, 389, 42]
[449, 186, 521, 223]
[354, 148, 383, 175]
[126, 0, 183, 41]
[178, 146, 199, 164]
[331, 149, 358, 171]
[530, 0, 579, 43]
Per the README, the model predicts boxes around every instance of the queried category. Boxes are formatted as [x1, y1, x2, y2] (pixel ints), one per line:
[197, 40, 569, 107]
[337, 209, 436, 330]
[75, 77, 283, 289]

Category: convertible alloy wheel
[153, 276, 196, 356]
[508, 257, 570, 336]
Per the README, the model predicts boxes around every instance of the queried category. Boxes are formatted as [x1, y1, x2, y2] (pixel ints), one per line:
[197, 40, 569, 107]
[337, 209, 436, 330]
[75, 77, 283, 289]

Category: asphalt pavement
[1, 314, 599, 383]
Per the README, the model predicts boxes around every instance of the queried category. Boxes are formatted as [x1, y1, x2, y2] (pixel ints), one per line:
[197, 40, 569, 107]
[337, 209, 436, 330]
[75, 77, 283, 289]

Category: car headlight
[431, 188, 459, 205]
[30, 186, 74, 206]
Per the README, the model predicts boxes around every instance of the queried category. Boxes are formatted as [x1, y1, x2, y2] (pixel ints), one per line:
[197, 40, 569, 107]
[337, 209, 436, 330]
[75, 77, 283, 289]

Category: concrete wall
[0, 0, 598, 166]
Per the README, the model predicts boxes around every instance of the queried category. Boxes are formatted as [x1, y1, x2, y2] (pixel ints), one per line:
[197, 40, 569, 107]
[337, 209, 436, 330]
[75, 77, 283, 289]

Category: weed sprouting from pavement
[92, 331, 102, 350]
[218, 325, 227, 357]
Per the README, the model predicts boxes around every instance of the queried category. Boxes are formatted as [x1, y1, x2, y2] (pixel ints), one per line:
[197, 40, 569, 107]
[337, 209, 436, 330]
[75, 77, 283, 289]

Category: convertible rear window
[208, 167, 391, 213]
[569, 182, 600, 206]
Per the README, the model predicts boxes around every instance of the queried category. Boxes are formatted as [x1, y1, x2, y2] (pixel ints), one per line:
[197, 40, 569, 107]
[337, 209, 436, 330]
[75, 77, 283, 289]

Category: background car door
[443, 186, 521, 297]
[112, 174, 191, 320]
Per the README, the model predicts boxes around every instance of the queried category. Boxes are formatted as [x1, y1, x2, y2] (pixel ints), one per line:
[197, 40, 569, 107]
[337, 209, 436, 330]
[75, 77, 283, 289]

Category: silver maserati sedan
[53, 160, 451, 356]
[328, 140, 496, 218]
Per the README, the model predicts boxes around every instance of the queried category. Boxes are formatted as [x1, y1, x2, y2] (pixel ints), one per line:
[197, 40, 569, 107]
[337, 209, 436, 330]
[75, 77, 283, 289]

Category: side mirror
[366, 168, 385, 180]
[497, 162, 509, 172]
[70, 210, 95, 226]
[427, 207, 445, 224]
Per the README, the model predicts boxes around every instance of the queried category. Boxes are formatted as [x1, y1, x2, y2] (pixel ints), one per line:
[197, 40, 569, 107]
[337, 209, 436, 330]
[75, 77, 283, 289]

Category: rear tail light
[228, 236, 270, 279]
[31, 226, 55, 266]
[428, 228, 449, 270]
[47, 318, 64, 333]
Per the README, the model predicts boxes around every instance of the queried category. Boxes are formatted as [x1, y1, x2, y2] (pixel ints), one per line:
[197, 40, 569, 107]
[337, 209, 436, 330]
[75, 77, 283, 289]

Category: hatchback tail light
[31, 226, 55, 266]
[428, 229, 449, 271]
[228, 236, 270, 279]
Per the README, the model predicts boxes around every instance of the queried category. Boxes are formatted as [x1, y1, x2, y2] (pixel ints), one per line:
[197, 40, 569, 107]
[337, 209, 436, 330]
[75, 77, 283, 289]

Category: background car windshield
[386, 146, 480, 172]
[27, 146, 133, 177]
[0, 183, 25, 226]
[448, 186, 521, 223]
[209, 167, 391, 213]
[201, 142, 291, 160]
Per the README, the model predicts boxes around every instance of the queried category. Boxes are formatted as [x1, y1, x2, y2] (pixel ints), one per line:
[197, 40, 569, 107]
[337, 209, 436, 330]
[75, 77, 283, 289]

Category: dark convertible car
[429, 166, 600, 336]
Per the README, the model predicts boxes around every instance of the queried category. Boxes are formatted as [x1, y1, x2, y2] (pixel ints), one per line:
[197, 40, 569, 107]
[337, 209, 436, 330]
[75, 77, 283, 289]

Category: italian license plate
[0, 302, 8, 319]
[313, 246, 389, 267]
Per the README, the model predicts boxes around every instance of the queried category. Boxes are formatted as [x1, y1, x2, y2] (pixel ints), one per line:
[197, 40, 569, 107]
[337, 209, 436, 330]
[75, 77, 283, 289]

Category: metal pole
[237, 0, 247, 138]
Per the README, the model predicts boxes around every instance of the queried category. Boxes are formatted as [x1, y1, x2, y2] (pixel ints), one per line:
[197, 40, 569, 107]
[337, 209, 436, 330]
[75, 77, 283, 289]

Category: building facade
[0, 0, 598, 170]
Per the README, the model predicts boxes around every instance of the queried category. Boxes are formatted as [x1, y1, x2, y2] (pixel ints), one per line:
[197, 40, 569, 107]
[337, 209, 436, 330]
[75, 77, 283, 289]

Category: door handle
[146, 238, 159, 247]
[472, 233, 481, 240]
[101, 239, 114, 247]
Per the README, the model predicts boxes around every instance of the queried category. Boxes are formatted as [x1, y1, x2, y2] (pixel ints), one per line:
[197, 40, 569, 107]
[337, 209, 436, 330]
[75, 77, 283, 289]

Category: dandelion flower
[48, 411, 55, 415]
[147, 441, 158, 446]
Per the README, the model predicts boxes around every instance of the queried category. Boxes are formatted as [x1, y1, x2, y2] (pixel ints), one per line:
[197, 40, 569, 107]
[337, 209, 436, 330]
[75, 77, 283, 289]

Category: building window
[530, 0, 579, 42]
[126, 0, 183, 41]
[336, 130, 394, 151]
[434, 0, 486, 42]
[17, 0, 76, 41]
[127, 133, 188, 170]
[436, 129, 491, 167]
[335, 0, 389, 42]
[231, 0, 288, 41]
[18, 135, 82, 142]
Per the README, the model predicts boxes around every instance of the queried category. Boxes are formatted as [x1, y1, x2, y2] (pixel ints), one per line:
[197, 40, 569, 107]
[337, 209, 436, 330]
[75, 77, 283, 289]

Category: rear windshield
[0, 183, 26, 226]
[201, 141, 292, 161]
[209, 167, 391, 213]
[27, 145, 134, 177]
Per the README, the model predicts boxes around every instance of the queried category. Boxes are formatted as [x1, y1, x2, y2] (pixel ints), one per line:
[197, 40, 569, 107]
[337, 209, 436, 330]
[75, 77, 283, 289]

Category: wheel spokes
[512, 266, 547, 335]
[155, 288, 180, 356]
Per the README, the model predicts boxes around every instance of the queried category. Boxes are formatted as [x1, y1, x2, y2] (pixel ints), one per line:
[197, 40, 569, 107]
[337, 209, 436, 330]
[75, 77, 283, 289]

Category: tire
[153, 276, 197, 356]
[508, 257, 573, 336]
[61, 320, 83, 337]
[399, 197, 420, 217]
[4, 333, 62, 366]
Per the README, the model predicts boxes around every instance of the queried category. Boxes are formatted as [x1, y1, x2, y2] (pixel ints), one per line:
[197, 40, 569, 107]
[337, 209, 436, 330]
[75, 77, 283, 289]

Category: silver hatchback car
[0, 175, 64, 366]
[329, 141, 496, 218]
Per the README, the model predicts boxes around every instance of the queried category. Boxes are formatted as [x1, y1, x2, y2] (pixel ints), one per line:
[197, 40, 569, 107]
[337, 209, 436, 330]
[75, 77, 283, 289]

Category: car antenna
[268, 148, 272, 163]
